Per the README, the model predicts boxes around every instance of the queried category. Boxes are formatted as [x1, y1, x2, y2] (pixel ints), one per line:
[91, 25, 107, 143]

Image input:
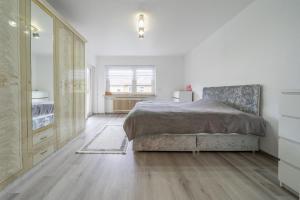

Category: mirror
[31, 2, 54, 131]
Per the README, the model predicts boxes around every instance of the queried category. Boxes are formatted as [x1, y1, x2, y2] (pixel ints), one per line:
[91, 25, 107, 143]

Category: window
[106, 65, 155, 94]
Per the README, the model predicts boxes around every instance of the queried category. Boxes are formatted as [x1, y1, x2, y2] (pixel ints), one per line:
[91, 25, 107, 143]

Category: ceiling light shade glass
[30, 25, 39, 32]
[138, 14, 145, 38]
[138, 28, 144, 35]
[138, 15, 144, 27]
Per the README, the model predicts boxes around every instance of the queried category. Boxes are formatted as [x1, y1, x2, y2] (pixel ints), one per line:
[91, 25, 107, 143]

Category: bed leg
[193, 149, 200, 155]
[193, 150, 200, 155]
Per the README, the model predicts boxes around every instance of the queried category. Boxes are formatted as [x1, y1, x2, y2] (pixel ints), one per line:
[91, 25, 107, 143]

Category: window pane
[109, 78, 132, 85]
[108, 69, 133, 77]
[110, 85, 132, 93]
[136, 69, 153, 76]
[108, 69, 133, 85]
[136, 86, 152, 93]
[106, 66, 155, 94]
[136, 77, 152, 85]
[136, 69, 153, 86]
[107, 69, 133, 93]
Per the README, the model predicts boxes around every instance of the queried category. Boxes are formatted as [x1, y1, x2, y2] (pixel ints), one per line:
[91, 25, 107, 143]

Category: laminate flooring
[0, 115, 297, 200]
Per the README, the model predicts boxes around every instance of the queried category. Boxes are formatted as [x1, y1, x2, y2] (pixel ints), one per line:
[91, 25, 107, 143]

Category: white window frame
[105, 65, 156, 95]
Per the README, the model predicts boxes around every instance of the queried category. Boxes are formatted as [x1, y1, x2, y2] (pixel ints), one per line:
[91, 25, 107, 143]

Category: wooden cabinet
[0, 0, 30, 188]
[73, 35, 86, 135]
[0, 0, 86, 190]
[32, 127, 55, 146]
[113, 98, 141, 113]
[32, 138, 55, 165]
[55, 23, 86, 142]
[113, 99, 129, 113]
[55, 20, 75, 147]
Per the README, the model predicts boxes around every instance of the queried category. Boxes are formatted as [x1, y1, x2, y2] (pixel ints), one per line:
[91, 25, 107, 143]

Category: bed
[123, 85, 266, 152]
[32, 91, 54, 131]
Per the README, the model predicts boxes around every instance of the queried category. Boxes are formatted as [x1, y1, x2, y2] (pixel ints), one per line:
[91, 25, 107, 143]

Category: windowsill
[104, 93, 156, 98]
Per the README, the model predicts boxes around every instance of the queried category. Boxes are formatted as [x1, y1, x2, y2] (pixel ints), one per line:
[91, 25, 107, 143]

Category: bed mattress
[32, 114, 54, 130]
[32, 101, 54, 117]
[32, 101, 54, 130]
[123, 100, 266, 140]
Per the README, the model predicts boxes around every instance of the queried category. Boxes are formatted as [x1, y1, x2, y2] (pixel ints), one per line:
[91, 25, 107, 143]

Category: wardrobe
[0, 0, 86, 190]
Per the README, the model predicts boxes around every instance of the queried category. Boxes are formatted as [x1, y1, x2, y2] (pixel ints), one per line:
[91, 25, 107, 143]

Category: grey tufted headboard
[202, 85, 262, 116]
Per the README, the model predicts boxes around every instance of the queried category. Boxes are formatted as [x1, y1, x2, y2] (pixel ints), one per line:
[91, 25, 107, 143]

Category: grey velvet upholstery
[202, 85, 261, 116]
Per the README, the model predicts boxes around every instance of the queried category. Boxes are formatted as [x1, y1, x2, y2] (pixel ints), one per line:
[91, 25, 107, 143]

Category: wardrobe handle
[40, 136, 48, 141]
[40, 150, 48, 155]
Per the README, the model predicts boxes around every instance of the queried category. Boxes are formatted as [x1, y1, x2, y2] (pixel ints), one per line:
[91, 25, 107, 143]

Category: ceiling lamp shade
[31, 25, 40, 39]
[138, 14, 145, 38]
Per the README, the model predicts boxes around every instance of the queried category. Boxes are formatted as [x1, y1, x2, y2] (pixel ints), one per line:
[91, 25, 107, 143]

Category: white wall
[93, 56, 185, 113]
[184, 0, 300, 157]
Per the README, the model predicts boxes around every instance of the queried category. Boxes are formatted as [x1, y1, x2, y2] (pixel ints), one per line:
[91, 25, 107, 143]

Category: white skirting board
[133, 133, 260, 152]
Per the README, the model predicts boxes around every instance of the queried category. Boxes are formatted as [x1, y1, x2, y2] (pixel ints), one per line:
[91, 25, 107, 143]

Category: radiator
[113, 98, 141, 113]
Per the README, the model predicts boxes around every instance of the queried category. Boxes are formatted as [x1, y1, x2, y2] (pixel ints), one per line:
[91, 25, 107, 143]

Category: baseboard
[259, 150, 279, 161]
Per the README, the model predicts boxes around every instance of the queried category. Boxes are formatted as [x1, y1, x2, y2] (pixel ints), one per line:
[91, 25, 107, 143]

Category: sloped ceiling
[47, 0, 253, 56]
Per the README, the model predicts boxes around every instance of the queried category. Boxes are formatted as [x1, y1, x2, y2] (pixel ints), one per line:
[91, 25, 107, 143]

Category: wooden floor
[0, 115, 297, 200]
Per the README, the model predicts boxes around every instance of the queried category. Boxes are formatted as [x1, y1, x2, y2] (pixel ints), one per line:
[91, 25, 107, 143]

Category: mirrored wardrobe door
[30, 0, 56, 165]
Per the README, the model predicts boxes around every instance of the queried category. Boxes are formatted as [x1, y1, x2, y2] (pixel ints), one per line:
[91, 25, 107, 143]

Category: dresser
[173, 91, 193, 102]
[279, 90, 300, 198]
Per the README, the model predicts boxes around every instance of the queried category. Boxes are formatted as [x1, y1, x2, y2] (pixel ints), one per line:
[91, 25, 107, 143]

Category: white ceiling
[47, 0, 253, 56]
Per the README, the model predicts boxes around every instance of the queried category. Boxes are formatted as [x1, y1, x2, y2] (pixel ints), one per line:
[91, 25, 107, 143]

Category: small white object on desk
[278, 89, 300, 198]
[173, 91, 193, 102]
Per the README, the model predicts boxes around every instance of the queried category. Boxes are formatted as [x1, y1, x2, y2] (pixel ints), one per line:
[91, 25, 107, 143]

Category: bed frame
[133, 85, 262, 152]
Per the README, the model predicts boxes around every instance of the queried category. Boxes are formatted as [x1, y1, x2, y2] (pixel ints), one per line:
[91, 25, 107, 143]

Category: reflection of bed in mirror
[31, 1, 54, 132]
[32, 91, 54, 131]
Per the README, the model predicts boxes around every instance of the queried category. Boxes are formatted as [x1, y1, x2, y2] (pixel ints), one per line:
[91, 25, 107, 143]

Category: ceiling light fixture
[138, 14, 145, 39]
[30, 25, 39, 33]
[31, 25, 40, 39]
[32, 32, 40, 39]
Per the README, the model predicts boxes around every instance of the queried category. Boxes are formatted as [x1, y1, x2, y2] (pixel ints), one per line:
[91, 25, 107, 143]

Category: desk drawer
[279, 117, 300, 143]
[279, 161, 300, 194]
[33, 144, 55, 165]
[33, 127, 54, 146]
[280, 93, 300, 118]
[279, 138, 300, 169]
